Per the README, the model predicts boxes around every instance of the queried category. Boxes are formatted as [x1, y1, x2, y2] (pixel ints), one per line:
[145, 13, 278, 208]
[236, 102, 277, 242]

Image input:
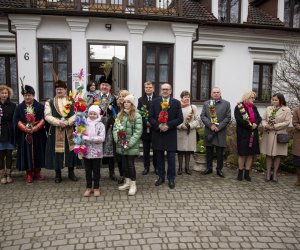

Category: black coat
[13, 100, 47, 171]
[0, 99, 16, 145]
[234, 103, 262, 156]
[149, 97, 183, 151]
[137, 93, 157, 140]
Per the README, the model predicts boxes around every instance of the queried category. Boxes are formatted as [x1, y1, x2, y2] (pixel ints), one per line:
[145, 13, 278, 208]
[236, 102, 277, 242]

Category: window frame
[0, 54, 18, 103]
[252, 62, 273, 103]
[38, 40, 72, 102]
[191, 59, 213, 103]
[218, 0, 241, 23]
[142, 43, 174, 96]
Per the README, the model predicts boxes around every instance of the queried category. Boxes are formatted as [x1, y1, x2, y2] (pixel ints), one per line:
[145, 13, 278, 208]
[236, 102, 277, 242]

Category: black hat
[87, 81, 97, 91]
[55, 80, 67, 89]
[21, 85, 35, 95]
[99, 75, 112, 86]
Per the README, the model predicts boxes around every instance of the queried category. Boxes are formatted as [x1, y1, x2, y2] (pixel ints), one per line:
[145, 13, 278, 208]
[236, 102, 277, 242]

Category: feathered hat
[51, 65, 67, 89]
[99, 61, 113, 85]
[20, 76, 35, 95]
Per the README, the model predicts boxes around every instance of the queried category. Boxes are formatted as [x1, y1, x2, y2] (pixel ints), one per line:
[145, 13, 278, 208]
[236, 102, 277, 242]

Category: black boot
[185, 166, 191, 175]
[244, 170, 251, 182]
[55, 170, 62, 183]
[142, 167, 149, 175]
[237, 169, 243, 181]
[68, 168, 78, 182]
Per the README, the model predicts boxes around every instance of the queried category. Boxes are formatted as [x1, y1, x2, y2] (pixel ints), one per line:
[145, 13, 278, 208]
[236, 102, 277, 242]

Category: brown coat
[260, 106, 291, 156]
[292, 106, 300, 156]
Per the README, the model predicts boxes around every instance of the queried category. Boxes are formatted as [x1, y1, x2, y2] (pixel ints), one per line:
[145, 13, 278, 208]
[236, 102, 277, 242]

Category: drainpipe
[7, 15, 19, 103]
[191, 24, 199, 93]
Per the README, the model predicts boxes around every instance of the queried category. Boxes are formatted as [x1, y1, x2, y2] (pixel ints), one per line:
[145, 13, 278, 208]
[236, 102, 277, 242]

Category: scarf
[243, 101, 255, 123]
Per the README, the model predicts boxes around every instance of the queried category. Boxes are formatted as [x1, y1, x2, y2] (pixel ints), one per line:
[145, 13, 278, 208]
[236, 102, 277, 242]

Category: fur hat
[21, 85, 35, 95]
[88, 105, 100, 116]
[124, 94, 135, 106]
[55, 80, 67, 89]
[99, 75, 112, 86]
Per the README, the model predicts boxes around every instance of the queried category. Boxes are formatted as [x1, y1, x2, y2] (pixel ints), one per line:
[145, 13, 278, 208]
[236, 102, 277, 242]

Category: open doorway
[88, 44, 127, 95]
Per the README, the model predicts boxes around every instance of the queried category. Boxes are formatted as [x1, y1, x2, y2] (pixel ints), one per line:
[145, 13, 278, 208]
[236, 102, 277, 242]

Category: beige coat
[292, 106, 300, 156]
[260, 106, 291, 156]
[177, 105, 199, 152]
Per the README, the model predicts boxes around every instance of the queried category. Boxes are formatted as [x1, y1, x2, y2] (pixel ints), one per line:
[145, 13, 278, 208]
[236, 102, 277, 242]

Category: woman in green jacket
[113, 94, 142, 195]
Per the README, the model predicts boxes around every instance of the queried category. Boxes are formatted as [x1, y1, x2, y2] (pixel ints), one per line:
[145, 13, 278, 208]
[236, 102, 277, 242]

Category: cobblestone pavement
[1, 159, 300, 250]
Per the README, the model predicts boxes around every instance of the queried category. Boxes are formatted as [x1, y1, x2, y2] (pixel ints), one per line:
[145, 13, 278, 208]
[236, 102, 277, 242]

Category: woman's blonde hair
[117, 102, 137, 123]
[240, 91, 256, 103]
[0, 85, 13, 99]
[117, 89, 130, 106]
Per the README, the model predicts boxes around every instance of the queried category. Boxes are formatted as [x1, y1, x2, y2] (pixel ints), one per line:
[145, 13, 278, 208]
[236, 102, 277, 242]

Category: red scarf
[243, 102, 255, 123]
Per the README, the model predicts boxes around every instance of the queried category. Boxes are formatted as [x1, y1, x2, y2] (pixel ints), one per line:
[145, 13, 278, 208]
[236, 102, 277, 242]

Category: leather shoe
[154, 169, 159, 175]
[202, 169, 212, 175]
[168, 181, 175, 189]
[142, 168, 149, 175]
[216, 170, 225, 178]
[155, 177, 165, 186]
[68, 170, 78, 182]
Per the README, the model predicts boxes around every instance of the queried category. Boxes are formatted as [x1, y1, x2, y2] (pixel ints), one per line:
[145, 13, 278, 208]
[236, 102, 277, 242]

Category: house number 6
[24, 53, 29, 61]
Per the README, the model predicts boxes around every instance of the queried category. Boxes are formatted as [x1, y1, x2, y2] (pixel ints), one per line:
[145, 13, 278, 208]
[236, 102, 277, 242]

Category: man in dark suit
[137, 81, 158, 175]
[149, 83, 183, 189]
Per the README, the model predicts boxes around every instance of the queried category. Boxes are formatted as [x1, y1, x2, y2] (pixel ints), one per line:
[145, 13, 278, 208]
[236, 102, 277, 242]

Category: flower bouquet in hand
[25, 107, 35, 144]
[115, 118, 129, 149]
[208, 100, 219, 125]
[158, 100, 169, 128]
[268, 107, 277, 126]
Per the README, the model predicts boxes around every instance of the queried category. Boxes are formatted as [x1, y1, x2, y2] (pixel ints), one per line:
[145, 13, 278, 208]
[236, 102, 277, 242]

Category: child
[82, 105, 105, 197]
[113, 94, 142, 196]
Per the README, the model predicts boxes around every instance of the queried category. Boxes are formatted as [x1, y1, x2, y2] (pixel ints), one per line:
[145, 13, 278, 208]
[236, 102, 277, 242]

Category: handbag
[277, 134, 289, 143]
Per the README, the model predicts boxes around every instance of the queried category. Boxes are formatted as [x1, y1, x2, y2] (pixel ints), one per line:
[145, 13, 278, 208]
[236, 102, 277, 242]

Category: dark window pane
[146, 48, 155, 64]
[192, 60, 212, 101]
[230, 0, 240, 23]
[0, 57, 6, 83]
[43, 45, 53, 62]
[43, 81, 54, 100]
[200, 62, 211, 100]
[252, 63, 272, 102]
[191, 62, 198, 100]
[261, 65, 272, 102]
[284, 0, 291, 26]
[10, 57, 17, 98]
[293, 1, 300, 28]
[252, 64, 259, 94]
[146, 65, 155, 82]
[218, 0, 227, 22]
[57, 44, 68, 62]
[159, 48, 169, 64]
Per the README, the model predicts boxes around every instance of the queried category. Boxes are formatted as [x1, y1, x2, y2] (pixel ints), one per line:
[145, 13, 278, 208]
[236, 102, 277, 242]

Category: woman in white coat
[177, 90, 199, 175]
[260, 93, 291, 182]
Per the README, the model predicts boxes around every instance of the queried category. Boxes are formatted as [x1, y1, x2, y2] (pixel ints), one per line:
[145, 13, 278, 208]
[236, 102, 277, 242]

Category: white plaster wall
[143, 22, 175, 43]
[0, 18, 16, 54]
[37, 16, 71, 38]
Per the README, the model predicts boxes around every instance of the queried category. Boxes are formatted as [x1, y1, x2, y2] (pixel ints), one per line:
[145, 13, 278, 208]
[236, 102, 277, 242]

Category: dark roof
[246, 5, 284, 26]
[182, 0, 217, 21]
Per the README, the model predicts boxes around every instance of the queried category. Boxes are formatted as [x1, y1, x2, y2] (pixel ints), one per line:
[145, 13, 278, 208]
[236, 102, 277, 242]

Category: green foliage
[227, 154, 238, 165]
[196, 128, 206, 153]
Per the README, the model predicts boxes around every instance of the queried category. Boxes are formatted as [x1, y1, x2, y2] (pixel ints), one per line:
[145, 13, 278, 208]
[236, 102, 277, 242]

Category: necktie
[102, 93, 107, 98]
[148, 96, 151, 102]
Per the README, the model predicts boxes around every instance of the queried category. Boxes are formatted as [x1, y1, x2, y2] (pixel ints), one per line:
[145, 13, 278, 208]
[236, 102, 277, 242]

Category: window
[0, 55, 18, 103]
[191, 60, 212, 102]
[252, 63, 273, 102]
[218, 0, 241, 23]
[284, 0, 300, 28]
[38, 40, 71, 101]
[143, 43, 173, 96]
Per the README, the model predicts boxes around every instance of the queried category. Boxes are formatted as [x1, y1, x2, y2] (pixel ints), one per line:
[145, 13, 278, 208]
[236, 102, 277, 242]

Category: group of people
[1, 77, 300, 197]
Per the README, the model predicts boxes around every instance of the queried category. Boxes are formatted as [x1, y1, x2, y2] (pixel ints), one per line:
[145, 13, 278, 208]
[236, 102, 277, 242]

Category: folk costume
[13, 85, 47, 183]
[96, 73, 118, 181]
[44, 79, 78, 183]
[137, 92, 158, 175]
[0, 93, 16, 184]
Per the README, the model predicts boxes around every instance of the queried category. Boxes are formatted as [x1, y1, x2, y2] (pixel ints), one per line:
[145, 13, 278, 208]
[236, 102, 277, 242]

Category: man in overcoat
[149, 83, 183, 189]
[200, 87, 231, 177]
[137, 81, 158, 175]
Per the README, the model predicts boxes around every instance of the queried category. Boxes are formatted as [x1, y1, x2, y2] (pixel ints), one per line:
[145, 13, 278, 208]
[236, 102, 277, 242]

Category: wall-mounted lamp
[105, 24, 112, 31]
